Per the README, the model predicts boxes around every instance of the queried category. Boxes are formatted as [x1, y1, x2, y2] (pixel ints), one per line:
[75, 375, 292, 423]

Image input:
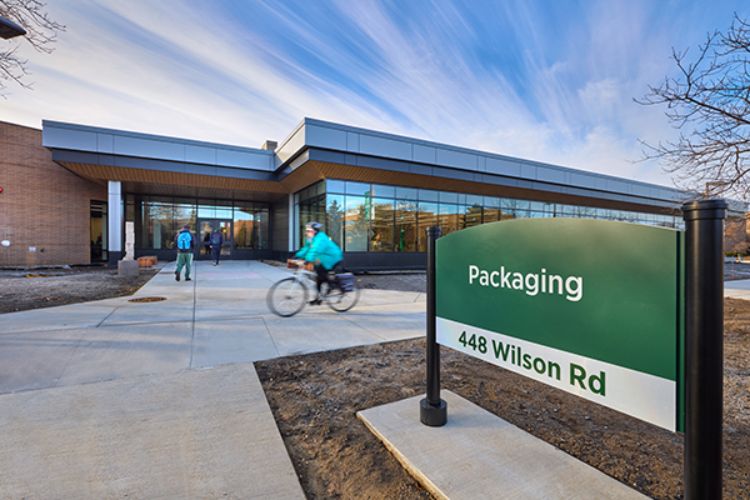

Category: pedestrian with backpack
[210, 228, 223, 266]
[175, 225, 194, 281]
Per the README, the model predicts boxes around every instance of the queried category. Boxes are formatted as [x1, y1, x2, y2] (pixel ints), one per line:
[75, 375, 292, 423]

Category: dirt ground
[256, 298, 750, 499]
[0, 266, 158, 313]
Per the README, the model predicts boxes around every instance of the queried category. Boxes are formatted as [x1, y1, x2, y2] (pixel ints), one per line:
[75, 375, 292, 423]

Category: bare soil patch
[0, 266, 158, 313]
[356, 272, 425, 293]
[256, 298, 750, 499]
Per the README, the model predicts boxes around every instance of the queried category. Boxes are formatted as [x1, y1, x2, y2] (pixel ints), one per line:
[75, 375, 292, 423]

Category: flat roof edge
[42, 120, 272, 155]
[300, 117, 688, 195]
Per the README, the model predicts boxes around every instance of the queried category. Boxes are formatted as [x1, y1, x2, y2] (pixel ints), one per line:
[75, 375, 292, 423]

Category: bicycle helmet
[306, 221, 323, 233]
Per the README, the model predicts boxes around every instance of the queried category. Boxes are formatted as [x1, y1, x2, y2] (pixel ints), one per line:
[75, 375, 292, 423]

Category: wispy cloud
[0, 0, 744, 187]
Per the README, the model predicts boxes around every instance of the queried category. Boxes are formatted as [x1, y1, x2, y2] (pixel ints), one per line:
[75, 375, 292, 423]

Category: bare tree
[0, 0, 64, 92]
[638, 14, 750, 199]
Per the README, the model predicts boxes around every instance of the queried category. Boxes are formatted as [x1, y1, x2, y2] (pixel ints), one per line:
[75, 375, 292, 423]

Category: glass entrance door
[197, 219, 232, 259]
[90, 200, 108, 262]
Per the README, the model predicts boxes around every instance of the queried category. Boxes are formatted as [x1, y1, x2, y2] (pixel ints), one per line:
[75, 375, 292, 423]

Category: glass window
[255, 208, 269, 249]
[499, 209, 516, 221]
[529, 210, 551, 218]
[198, 203, 232, 219]
[466, 194, 483, 206]
[326, 179, 346, 194]
[396, 186, 418, 200]
[395, 200, 417, 252]
[485, 197, 501, 209]
[439, 191, 459, 204]
[234, 206, 256, 249]
[346, 181, 371, 196]
[483, 204, 501, 222]
[417, 202, 438, 252]
[529, 201, 546, 213]
[419, 189, 439, 202]
[174, 203, 196, 237]
[326, 194, 345, 248]
[345, 195, 368, 251]
[465, 204, 482, 228]
[372, 184, 396, 198]
[297, 194, 326, 247]
[439, 203, 460, 235]
[142, 202, 173, 249]
[371, 198, 395, 252]
[577, 205, 596, 218]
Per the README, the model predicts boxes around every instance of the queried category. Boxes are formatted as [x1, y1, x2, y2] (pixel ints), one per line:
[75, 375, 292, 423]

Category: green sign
[436, 218, 684, 432]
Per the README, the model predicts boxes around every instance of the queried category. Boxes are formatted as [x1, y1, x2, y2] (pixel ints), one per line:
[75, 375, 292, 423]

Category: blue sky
[1, 0, 748, 186]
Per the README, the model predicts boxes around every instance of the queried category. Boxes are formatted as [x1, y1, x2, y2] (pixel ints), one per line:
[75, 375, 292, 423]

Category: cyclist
[295, 221, 343, 305]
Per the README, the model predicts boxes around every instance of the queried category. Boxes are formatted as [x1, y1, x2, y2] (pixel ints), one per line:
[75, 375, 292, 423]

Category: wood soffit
[56, 160, 676, 215]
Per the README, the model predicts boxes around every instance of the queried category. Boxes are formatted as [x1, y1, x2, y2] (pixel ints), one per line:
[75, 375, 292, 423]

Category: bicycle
[267, 259, 361, 317]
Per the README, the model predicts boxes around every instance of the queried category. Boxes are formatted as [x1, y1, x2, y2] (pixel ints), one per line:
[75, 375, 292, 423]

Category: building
[1, 118, 745, 269]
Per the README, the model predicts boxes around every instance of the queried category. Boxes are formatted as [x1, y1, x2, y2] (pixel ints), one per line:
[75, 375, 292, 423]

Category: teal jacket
[295, 231, 343, 270]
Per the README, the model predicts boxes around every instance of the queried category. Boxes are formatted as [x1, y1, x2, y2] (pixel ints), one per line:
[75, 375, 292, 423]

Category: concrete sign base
[358, 391, 647, 500]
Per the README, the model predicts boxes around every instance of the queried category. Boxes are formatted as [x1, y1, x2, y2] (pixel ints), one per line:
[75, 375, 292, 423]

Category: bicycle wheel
[267, 277, 308, 317]
[325, 284, 360, 313]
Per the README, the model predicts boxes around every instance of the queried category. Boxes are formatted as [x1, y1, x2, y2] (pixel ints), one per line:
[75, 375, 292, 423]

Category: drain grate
[128, 296, 167, 303]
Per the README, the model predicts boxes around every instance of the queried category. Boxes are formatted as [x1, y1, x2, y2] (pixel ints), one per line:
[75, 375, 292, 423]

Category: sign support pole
[421, 226, 447, 426]
[683, 199, 726, 500]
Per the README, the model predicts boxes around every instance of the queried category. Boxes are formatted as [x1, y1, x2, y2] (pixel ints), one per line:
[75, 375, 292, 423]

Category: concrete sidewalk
[0, 260, 425, 394]
[0, 364, 304, 499]
[0, 260, 425, 498]
[725, 278, 750, 299]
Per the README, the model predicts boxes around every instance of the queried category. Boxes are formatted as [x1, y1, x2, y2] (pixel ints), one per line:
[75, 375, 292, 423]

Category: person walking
[202, 231, 211, 256]
[294, 221, 343, 305]
[210, 227, 223, 265]
[175, 224, 194, 281]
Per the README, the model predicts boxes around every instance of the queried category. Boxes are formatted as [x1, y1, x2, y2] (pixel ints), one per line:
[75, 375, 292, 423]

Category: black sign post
[683, 199, 726, 499]
[420, 226, 447, 426]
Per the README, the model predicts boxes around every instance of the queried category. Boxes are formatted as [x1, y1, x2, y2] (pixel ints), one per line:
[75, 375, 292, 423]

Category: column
[108, 180, 123, 266]
[287, 193, 295, 252]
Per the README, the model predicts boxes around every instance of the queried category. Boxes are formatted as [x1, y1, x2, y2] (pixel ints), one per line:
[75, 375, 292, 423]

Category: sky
[1, 0, 748, 187]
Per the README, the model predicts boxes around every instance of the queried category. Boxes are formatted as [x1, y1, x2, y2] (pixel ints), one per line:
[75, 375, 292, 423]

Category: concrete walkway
[0, 260, 425, 498]
[724, 278, 750, 299]
[0, 260, 425, 394]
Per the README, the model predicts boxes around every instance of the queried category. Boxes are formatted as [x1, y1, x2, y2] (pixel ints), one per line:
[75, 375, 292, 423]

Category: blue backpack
[177, 231, 192, 251]
[210, 232, 222, 246]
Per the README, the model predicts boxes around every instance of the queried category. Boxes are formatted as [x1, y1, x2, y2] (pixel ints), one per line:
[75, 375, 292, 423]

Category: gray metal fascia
[51, 150, 276, 182]
[294, 117, 690, 204]
[42, 120, 274, 172]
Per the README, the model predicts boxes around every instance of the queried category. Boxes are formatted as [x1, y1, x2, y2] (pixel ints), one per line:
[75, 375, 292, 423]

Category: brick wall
[0, 121, 106, 267]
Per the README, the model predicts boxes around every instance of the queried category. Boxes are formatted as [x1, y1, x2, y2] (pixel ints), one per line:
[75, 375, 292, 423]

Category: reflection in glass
[417, 202, 438, 252]
[465, 204, 482, 228]
[483, 205, 501, 222]
[346, 181, 371, 196]
[372, 184, 396, 198]
[234, 207, 255, 249]
[298, 179, 681, 256]
[345, 195, 368, 251]
[326, 195, 345, 247]
[142, 202, 173, 249]
[395, 200, 417, 252]
[371, 198, 395, 252]
[439, 203, 460, 235]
